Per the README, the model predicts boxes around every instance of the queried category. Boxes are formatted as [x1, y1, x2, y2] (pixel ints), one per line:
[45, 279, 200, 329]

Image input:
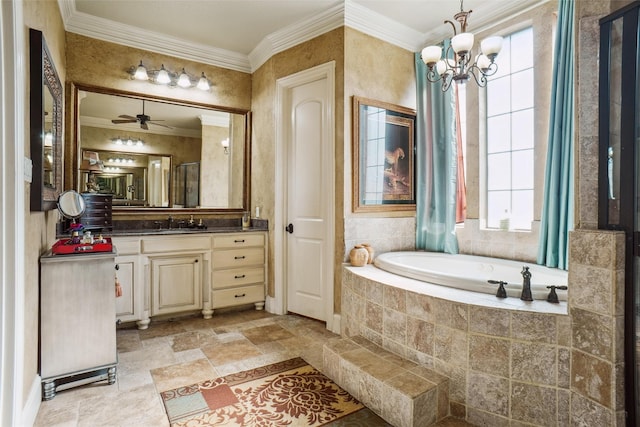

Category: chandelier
[421, 0, 503, 91]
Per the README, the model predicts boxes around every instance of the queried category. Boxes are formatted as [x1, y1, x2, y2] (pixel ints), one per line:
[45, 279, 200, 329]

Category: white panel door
[285, 77, 331, 321]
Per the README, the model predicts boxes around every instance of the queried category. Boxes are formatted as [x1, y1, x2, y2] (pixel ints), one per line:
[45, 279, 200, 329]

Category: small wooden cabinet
[211, 233, 266, 311]
[79, 193, 113, 233]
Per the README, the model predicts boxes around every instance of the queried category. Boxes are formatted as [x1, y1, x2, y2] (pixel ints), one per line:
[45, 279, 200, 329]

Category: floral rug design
[160, 357, 366, 426]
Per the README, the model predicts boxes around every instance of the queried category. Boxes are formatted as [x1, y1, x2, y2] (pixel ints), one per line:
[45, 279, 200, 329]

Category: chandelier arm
[481, 62, 499, 78]
[467, 66, 488, 88]
[426, 69, 442, 84]
[444, 20, 458, 36]
[441, 74, 454, 92]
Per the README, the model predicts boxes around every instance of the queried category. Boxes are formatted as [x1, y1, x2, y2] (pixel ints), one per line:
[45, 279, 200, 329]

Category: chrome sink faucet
[520, 266, 533, 301]
[167, 215, 174, 229]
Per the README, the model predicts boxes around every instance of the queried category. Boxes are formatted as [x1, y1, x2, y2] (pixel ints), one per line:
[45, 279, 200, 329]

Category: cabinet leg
[254, 301, 265, 311]
[107, 366, 117, 385]
[202, 307, 213, 319]
[42, 380, 56, 401]
[136, 318, 150, 330]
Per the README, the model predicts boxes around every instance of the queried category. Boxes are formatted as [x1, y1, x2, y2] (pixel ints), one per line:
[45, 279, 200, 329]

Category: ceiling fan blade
[118, 114, 138, 120]
[112, 119, 137, 124]
[148, 121, 173, 129]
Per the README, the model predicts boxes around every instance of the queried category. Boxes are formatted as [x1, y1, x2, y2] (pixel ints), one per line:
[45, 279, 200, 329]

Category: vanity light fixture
[112, 137, 143, 147]
[221, 138, 229, 154]
[128, 60, 212, 91]
[420, 0, 503, 91]
[44, 131, 53, 146]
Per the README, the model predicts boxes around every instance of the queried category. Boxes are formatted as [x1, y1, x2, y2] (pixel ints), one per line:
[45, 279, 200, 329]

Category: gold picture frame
[352, 96, 416, 213]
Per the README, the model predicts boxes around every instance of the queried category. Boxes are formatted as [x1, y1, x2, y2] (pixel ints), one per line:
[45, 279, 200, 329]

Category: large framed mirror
[72, 84, 251, 213]
[30, 28, 63, 211]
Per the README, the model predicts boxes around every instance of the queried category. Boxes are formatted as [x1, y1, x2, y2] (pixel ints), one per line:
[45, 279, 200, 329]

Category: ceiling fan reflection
[111, 99, 173, 130]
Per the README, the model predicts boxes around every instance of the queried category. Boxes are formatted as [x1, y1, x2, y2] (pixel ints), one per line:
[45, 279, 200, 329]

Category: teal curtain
[415, 51, 459, 254]
[537, 0, 575, 269]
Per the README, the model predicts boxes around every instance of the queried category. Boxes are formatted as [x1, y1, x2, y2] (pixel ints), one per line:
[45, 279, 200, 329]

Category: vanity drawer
[212, 284, 264, 308]
[212, 267, 264, 289]
[212, 234, 264, 249]
[141, 235, 211, 253]
[111, 237, 140, 255]
[212, 248, 263, 268]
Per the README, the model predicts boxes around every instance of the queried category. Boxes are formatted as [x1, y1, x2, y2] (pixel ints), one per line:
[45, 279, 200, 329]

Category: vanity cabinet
[150, 254, 203, 316]
[112, 237, 144, 326]
[110, 231, 266, 328]
[211, 233, 266, 311]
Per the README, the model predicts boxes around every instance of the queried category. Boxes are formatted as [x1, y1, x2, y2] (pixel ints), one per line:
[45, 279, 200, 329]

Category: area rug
[160, 357, 368, 426]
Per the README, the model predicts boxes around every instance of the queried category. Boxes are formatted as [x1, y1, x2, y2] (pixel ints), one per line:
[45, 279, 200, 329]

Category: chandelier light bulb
[421, 45, 443, 67]
[156, 65, 171, 85]
[436, 59, 448, 76]
[177, 68, 191, 88]
[481, 36, 503, 59]
[476, 54, 491, 72]
[136, 140, 144, 147]
[451, 33, 474, 55]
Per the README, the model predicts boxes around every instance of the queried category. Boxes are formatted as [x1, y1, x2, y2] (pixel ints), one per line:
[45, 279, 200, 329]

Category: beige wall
[23, 0, 67, 407]
[251, 28, 345, 303]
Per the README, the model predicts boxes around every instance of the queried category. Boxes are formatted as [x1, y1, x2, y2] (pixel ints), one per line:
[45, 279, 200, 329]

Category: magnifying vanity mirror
[72, 84, 251, 213]
[57, 190, 86, 221]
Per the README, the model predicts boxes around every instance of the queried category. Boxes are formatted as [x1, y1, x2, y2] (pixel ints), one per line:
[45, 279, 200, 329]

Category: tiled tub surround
[341, 229, 627, 426]
[341, 266, 571, 426]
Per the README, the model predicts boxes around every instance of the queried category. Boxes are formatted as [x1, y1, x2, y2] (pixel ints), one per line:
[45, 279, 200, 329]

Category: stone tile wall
[342, 268, 572, 426]
[568, 229, 626, 426]
[342, 228, 627, 425]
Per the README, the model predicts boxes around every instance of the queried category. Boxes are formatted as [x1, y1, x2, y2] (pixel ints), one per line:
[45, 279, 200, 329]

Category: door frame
[270, 61, 337, 332]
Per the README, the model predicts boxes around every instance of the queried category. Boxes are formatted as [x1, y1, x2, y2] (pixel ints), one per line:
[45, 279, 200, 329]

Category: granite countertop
[109, 225, 267, 236]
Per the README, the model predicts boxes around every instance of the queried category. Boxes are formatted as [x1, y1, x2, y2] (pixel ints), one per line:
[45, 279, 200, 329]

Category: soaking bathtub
[373, 251, 568, 301]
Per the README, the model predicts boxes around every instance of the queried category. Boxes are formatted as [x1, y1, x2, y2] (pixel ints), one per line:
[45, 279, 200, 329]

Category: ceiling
[59, 0, 547, 73]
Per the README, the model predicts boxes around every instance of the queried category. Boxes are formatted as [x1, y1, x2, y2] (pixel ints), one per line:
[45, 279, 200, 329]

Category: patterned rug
[160, 357, 381, 427]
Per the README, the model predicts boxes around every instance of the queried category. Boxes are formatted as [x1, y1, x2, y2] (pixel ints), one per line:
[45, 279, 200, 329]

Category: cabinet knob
[195, 259, 199, 263]
[115, 264, 120, 270]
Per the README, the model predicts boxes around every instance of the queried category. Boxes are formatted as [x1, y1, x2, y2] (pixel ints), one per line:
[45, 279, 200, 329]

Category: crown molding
[344, 1, 425, 52]
[248, 2, 345, 72]
[58, 0, 251, 73]
[59, 0, 549, 75]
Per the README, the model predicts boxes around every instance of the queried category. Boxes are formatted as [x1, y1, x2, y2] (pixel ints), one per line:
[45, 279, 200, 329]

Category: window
[485, 27, 534, 230]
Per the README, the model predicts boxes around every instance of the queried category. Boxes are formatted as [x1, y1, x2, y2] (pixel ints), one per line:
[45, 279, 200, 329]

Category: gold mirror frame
[352, 96, 416, 213]
[69, 83, 251, 215]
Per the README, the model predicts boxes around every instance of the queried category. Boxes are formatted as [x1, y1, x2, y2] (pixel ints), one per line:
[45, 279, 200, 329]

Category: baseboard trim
[330, 313, 341, 334]
[265, 296, 285, 315]
[20, 375, 41, 427]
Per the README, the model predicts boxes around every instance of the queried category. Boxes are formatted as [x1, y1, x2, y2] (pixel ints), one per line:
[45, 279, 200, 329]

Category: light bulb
[197, 72, 210, 91]
[476, 54, 491, 72]
[134, 60, 148, 80]
[177, 68, 191, 88]
[156, 65, 171, 85]
[481, 36, 503, 60]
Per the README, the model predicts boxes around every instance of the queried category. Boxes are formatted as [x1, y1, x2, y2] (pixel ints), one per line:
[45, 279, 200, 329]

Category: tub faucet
[520, 266, 533, 301]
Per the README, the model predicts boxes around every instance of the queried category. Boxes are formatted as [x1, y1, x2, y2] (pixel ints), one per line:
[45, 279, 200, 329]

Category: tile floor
[34, 308, 473, 426]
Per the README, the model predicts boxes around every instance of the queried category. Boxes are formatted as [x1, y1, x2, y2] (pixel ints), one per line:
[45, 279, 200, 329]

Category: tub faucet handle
[488, 280, 508, 299]
[545, 285, 568, 304]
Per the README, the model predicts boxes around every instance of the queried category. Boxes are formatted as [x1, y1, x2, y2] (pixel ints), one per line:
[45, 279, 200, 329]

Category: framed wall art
[352, 96, 416, 212]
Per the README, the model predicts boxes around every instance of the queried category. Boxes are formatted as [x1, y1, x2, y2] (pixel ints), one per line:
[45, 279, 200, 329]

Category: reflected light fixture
[128, 60, 212, 91]
[221, 138, 229, 155]
[44, 131, 53, 146]
[421, 0, 503, 91]
[112, 136, 143, 147]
